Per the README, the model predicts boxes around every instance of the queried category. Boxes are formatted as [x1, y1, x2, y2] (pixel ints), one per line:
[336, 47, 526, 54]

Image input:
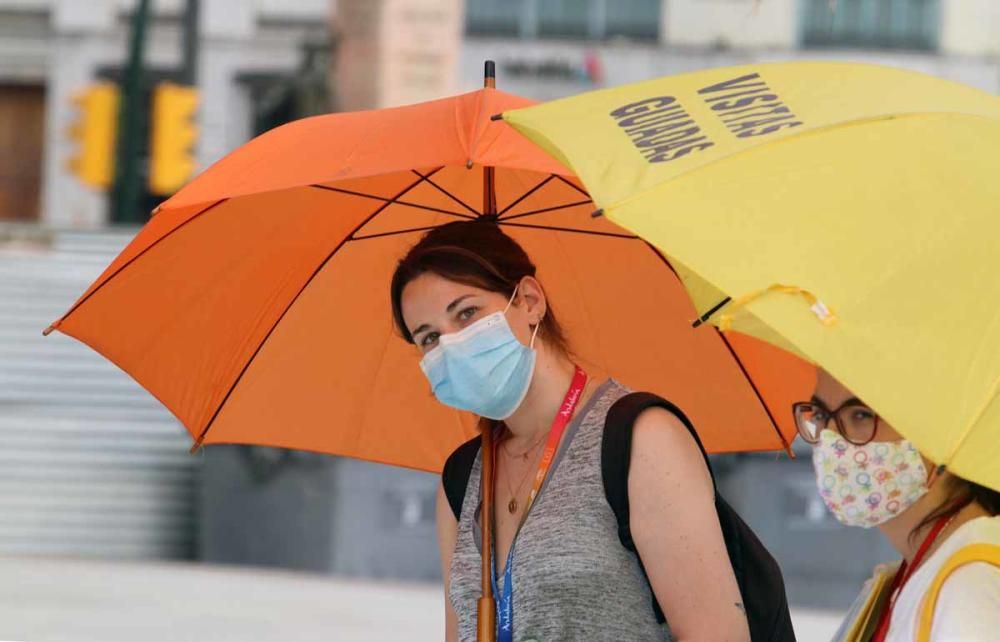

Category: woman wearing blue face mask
[390, 221, 752, 642]
[796, 370, 1000, 641]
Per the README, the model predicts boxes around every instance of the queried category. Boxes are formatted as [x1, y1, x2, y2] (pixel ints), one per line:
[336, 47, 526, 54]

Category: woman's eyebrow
[411, 294, 478, 337]
[810, 396, 834, 411]
[446, 294, 476, 314]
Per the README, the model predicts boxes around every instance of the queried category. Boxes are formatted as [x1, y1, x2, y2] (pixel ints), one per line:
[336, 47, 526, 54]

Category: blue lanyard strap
[488, 366, 588, 642]
[491, 548, 515, 642]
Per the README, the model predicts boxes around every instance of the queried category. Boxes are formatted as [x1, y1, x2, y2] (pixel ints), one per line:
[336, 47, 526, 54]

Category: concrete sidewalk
[0, 557, 842, 641]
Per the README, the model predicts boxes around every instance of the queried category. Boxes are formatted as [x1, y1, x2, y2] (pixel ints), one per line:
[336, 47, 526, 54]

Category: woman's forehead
[403, 273, 480, 307]
[400, 273, 494, 327]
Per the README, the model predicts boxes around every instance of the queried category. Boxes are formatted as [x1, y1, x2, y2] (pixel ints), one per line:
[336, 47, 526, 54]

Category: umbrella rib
[351, 225, 443, 241]
[191, 169, 442, 452]
[497, 175, 555, 216]
[553, 174, 590, 198]
[496, 221, 637, 239]
[642, 243, 791, 455]
[714, 328, 793, 456]
[500, 200, 593, 222]
[411, 169, 482, 217]
[310, 184, 475, 220]
[642, 240, 735, 328]
[44, 199, 228, 336]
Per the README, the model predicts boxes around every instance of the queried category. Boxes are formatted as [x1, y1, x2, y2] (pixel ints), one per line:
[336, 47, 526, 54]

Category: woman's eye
[421, 332, 440, 348]
[852, 408, 875, 421]
[457, 306, 479, 321]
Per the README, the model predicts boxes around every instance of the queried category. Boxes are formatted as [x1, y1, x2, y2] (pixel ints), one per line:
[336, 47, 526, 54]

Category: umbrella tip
[42, 324, 56, 337]
[466, 159, 474, 169]
[590, 208, 604, 218]
[490, 113, 504, 122]
[484, 60, 496, 89]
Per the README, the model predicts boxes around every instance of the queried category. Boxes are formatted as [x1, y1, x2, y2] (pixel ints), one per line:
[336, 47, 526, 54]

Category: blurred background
[0, 1, 997, 640]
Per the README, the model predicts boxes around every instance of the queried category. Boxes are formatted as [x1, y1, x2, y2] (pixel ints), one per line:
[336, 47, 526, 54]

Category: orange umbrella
[46, 67, 811, 472]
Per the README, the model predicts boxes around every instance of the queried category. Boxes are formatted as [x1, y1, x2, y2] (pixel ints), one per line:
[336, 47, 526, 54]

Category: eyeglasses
[792, 400, 881, 446]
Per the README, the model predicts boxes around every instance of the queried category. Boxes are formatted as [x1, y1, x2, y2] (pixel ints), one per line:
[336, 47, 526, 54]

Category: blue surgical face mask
[419, 288, 539, 420]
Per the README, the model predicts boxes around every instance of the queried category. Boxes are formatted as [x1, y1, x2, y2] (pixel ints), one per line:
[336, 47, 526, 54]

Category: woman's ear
[515, 276, 547, 324]
[925, 461, 948, 489]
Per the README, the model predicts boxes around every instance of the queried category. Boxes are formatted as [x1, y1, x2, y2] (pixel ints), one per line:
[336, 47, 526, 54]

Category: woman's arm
[629, 407, 750, 642]
[436, 483, 460, 642]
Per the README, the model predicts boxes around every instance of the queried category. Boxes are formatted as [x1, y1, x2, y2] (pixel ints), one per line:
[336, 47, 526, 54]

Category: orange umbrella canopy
[47, 88, 812, 472]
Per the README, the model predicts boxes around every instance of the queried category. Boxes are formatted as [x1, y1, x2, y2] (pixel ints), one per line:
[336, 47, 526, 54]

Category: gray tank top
[448, 380, 673, 641]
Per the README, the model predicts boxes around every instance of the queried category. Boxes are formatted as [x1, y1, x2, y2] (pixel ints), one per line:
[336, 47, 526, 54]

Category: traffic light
[67, 83, 119, 189]
[149, 82, 199, 195]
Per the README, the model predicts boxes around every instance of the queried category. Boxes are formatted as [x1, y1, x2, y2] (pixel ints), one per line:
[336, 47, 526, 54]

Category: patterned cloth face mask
[419, 287, 539, 421]
[812, 429, 929, 528]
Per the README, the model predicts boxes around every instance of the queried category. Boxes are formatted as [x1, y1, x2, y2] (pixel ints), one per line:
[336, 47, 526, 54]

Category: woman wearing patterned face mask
[391, 220, 754, 642]
[795, 370, 1000, 641]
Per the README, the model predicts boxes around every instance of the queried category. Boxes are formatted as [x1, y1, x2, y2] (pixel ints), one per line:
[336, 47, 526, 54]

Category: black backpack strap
[602, 392, 714, 546]
[602, 392, 796, 642]
[601, 392, 712, 624]
[441, 435, 482, 520]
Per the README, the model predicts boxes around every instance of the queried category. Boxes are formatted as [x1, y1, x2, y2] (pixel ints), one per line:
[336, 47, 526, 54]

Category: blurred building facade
[0, 0, 329, 561]
[335, 0, 464, 110]
[459, 0, 1000, 97]
[3, 0, 996, 228]
[0, 0, 330, 227]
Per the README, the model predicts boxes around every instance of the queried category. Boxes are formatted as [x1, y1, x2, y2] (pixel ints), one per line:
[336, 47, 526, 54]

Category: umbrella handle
[478, 424, 496, 642]
[478, 597, 497, 642]
[477, 59, 498, 642]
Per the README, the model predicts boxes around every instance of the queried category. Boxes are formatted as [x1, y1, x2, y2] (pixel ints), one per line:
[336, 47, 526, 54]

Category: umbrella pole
[482, 61, 498, 218]
[477, 59, 498, 642]
[478, 424, 497, 642]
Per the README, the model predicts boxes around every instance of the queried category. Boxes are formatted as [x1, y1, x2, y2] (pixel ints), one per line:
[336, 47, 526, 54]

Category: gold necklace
[501, 429, 547, 461]
[498, 378, 594, 513]
[501, 436, 544, 514]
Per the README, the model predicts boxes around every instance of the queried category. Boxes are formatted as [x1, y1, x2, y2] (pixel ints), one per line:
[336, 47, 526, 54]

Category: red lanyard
[872, 514, 954, 642]
[523, 365, 587, 512]
[496, 365, 587, 519]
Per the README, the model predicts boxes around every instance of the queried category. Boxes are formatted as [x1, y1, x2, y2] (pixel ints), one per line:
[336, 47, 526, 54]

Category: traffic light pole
[111, 0, 151, 224]
[147, 0, 200, 197]
[181, 0, 200, 85]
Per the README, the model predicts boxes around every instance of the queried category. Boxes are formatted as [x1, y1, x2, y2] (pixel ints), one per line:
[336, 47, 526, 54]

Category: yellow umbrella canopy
[501, 61, 1000, 491]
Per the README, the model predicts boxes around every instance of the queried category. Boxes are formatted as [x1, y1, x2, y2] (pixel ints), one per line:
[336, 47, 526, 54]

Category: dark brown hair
[390, 220, 570, 357]
[913, 471, 1000, 540]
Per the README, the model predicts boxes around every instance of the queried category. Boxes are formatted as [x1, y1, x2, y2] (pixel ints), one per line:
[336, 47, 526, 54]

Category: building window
[801, 0, 940, 50]
[537, 0, 591, 38]
[466, 0, 523, 37]
[605, 0, 661, 40]
[466, 0, 660, 41]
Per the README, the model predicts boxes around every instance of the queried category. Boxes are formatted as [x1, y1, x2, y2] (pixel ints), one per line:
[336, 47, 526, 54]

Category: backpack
[441, 391, 796, 642]
[603, 392, 795, 642]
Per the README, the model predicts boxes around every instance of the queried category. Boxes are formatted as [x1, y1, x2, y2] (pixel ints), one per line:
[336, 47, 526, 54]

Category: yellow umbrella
[499, 61, 1000, 492]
